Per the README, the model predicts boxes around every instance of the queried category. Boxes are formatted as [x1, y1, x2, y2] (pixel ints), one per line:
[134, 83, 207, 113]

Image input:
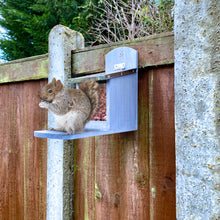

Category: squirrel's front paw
[39, 101, 49, 108]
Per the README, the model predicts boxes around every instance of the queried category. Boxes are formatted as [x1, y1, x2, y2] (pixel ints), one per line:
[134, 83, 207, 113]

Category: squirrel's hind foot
[48, 127, 65, 132]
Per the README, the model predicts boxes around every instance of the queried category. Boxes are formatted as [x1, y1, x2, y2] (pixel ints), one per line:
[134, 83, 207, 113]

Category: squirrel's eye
[48, 89, 53, 93]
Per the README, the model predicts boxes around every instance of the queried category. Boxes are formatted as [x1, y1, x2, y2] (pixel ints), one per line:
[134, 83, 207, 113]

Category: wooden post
[47, 25, 84, 220]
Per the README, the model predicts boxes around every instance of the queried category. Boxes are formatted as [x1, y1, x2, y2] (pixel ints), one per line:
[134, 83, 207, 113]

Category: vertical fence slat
[94, 134, 120, 220]
[37, 81, 48, 220]
[0, 84, 11, 220]
[9, 84, 23, 219]
[74, 137, 96, 220]
[24, 81, 48, 220]
[148, 67, 176, 219]
[119, 132, 150, 220]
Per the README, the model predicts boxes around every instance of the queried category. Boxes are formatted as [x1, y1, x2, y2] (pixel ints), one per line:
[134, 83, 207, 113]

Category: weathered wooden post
[47, 25, 84, 219]
[175, 0, 219, 219]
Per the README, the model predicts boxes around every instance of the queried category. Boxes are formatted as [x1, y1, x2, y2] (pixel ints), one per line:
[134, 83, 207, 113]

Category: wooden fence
[0, 32, 175, 219]
[0, 79, 48, 220]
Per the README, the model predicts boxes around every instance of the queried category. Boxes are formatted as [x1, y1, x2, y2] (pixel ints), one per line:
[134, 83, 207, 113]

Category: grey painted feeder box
[34, 47, 138, 139]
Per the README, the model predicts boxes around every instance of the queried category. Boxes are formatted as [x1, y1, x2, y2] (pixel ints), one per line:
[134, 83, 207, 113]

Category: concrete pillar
[47, 25, 84, 219]
[174, 0, 220, 219]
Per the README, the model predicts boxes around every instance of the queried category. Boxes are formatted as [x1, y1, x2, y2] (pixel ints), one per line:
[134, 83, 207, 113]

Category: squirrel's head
[40, 78, 63, 103]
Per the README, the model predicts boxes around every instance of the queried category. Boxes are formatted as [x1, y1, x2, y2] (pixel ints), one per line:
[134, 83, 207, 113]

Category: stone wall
[174, 0, 220, 219]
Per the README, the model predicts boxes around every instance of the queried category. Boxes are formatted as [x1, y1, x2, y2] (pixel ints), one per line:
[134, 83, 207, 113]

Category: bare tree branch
[88, 0, 174, 45]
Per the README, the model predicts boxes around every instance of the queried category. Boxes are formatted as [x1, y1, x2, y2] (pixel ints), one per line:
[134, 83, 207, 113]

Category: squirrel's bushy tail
[79, 81, 99, 120]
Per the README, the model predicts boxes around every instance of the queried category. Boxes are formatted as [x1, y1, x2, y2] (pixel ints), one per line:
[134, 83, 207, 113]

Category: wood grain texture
[72, 32, 174, 75]
[73, 65, 175, 219]
[74, 138, 96, 220]
[94, 134, 120, 220]
[148, 67, 175, 219]
[0, 54, 48, 84]
[0, 80, 48, 220]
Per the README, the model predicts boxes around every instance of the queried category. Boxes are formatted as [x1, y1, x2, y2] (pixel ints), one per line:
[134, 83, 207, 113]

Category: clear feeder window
[91, 83, 106, 121]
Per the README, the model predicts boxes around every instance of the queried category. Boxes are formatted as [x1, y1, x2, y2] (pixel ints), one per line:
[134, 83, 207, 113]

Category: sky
[0, 26, 6, 62]
[0, 26, 5, 34]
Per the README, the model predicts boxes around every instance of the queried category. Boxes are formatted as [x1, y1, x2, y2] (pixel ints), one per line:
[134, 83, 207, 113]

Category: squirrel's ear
[56, 80, 63, 91]
[52, 78, 56, 85]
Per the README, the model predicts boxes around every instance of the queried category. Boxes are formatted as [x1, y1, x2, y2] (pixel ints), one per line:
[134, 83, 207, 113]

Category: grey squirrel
[39, 78, 99, 134]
